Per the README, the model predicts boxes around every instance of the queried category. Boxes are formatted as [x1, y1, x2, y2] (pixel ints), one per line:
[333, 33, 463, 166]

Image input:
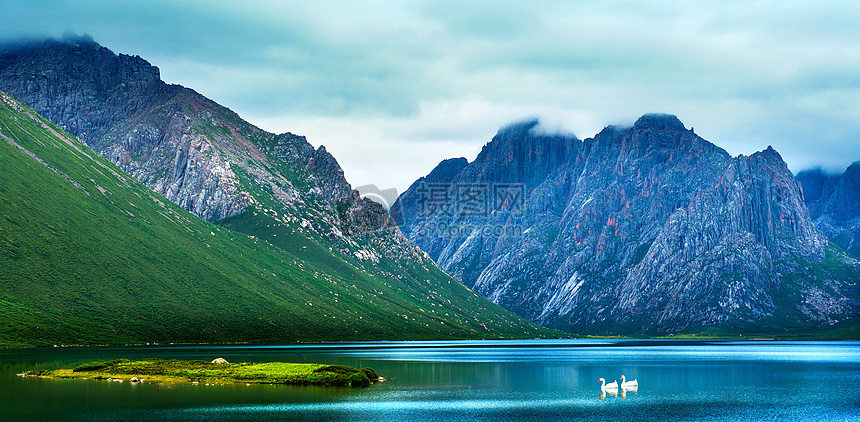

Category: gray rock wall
[395, 114, 856, 334]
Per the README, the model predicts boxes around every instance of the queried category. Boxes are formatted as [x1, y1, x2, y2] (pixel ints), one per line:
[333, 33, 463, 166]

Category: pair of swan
[599, 375, 638, 399]
[598, 375, 638, 390]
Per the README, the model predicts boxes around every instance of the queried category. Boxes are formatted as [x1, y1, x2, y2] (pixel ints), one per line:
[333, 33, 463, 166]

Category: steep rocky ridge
[797, 163, 860, 258]
[0, 89, 548, 346]
[0, 35, 554, 340]
[0, 36, 414, 267]
[0, 36, 368, 225]
[394, 114, 859, 335]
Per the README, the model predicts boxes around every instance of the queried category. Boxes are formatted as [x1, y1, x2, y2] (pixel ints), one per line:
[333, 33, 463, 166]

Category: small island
[19, 358, 381, 387]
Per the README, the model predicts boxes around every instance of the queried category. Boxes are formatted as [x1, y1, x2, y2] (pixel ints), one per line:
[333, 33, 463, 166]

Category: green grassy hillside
[0, 91, 554, 347]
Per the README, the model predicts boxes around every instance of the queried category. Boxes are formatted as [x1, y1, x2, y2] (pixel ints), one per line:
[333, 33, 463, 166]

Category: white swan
[620, 375, 638, 388]
[598, 377, 618, 390]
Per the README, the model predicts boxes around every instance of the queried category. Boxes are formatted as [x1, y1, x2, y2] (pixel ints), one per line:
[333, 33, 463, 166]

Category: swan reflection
[599, 388, 618, 400]
[621, 385, 638, 398]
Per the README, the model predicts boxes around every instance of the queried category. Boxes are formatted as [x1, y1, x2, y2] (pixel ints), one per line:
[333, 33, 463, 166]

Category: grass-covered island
[19, 358, 381, 387]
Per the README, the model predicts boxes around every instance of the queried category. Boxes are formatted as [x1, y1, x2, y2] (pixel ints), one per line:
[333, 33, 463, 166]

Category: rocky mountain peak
[58, 31, 99, 46]
[626, 113, 709, 153]
[307, 144, 353, 203]
[757, 144, 782, 159]
[0, 36, 161, 87]
[497, 119, 541, 136]
[395, 114, 857, 335]
[632, 113, 686, 131]
[464, 119, 580, 187]
[797, 161, 860, 258]
[426, 157, 469, 182]
[828, 162, 860, 220]
[0, 36, 166, 142]
[0, 36, 395, 235]
[480, 119, 579, 152]
[796, 167, 834, 204]
[845, 161, 860, 178]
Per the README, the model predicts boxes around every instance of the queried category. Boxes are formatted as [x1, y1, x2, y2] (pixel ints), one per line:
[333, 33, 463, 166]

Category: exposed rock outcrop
[797, 162, 860, 258]
[394, 114, 859, 334]
[0, 35, 401, 253]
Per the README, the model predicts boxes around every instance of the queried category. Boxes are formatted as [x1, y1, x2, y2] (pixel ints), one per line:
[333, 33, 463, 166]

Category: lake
[1, 340, 858, 421]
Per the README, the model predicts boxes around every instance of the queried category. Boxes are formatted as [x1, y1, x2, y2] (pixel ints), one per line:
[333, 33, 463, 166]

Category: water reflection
[1, 340, 858, 422]
[598, 384, 638, 400]
[621, 385, 638, 399]
[598, 389, 618, 400]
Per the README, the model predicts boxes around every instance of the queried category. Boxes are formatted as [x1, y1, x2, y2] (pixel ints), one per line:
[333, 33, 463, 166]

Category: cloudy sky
[3, 1, 860, 195]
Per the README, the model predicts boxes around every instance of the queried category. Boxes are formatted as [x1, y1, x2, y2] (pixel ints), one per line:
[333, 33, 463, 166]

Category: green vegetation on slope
[546, 243, 860, 339]
[665, 245, 860, 340]
[22, 359, 379, 387]
[0, 91, 554, 347]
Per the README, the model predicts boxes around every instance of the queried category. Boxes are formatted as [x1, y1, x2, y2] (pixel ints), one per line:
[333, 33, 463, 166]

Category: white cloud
[3, 0, 860, 188]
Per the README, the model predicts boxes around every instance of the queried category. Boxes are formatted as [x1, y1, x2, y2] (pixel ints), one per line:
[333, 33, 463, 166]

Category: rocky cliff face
[394, 114, 859, 335]
[0, 35, 166, 140]
[0, 36, 378, 226]
[0, 35, 427, 274]
[797, 162, 860, 258]
[0, 88, 548, 345]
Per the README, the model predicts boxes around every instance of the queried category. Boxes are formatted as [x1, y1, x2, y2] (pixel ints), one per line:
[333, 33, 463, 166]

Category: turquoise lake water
[1, 340, 858, 421]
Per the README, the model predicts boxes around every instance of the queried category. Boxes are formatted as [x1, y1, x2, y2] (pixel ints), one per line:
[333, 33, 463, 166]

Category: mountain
[0, 89, 549, 347]
[392, 115, 860, 337]
[796, 163, 860, 258]
[0, 35, 365, 223]
[0, 35, 439, 271]
[0, 35, 554, 346]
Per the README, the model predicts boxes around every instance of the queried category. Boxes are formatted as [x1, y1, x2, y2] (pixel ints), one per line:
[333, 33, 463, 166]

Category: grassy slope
[183, 91, 558, 340]
[831, 230, 860, 259]
[0, 91, 554, 347]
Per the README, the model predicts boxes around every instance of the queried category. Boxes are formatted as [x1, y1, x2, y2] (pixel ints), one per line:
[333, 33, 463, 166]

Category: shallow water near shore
[1, 340, 858, 421]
